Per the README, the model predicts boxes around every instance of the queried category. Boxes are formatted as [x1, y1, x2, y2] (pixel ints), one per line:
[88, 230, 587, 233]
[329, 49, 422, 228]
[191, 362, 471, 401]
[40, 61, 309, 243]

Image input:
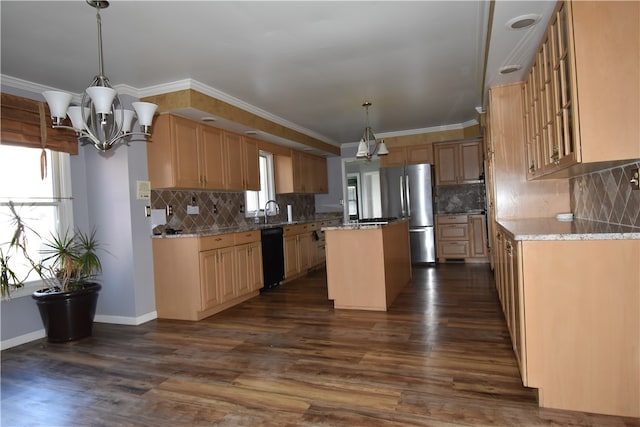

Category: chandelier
[355, 101, 389, 159]
[42, 1, 157, 152]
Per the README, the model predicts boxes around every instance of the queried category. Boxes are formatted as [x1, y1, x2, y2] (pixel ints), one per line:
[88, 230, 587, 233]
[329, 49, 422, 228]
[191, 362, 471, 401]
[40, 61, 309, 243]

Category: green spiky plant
[1, 201, 102, 297]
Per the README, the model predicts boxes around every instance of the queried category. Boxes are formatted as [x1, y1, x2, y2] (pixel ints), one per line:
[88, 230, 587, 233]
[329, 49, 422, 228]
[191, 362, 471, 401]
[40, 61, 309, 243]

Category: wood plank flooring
[2, 264, 638, 426]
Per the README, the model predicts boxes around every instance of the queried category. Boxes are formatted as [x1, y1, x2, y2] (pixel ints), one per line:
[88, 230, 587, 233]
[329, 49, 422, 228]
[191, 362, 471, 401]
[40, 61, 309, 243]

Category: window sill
[2, 281, 42, 300]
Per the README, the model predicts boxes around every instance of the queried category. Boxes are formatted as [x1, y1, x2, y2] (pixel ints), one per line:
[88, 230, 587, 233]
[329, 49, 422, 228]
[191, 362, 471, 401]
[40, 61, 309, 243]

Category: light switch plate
[136, 180, 151, 200]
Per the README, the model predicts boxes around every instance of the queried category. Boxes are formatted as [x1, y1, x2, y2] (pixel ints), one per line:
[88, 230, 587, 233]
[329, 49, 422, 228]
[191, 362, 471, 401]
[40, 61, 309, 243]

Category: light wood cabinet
[275, 151, 327, 194]
[243, 137, 260, 191]
[234, 239, 263, 296]
[522, 1, 639, 179]
[147, 114, 260, 191]
[380, 143, 433, 168]
[380, 146, 406, 167]
[493, 224, 640, 417]
[282, 222, 322, 281]
[469, 215, 488, 258]
[152, 230, 261, 321]
[406, 144, 433, 165]
[436, 214, 488, 262]
[434, 140, 483, 185]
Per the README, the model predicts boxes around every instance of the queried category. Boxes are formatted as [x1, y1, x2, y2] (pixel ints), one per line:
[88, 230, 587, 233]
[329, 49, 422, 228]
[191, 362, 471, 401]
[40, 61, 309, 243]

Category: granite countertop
[436, 210, 486, 215]
[497, 218, 640, 241]
[152, 217, 340, 239]
[322, 218, 409, 231]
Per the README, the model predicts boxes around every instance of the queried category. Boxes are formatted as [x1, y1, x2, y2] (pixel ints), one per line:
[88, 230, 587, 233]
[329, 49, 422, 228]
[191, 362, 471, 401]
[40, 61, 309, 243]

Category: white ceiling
[1, 1, 556, 155]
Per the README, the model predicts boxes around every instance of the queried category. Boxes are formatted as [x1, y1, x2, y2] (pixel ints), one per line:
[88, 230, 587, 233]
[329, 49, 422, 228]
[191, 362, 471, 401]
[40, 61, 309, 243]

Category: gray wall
[1, 88, 157, 349]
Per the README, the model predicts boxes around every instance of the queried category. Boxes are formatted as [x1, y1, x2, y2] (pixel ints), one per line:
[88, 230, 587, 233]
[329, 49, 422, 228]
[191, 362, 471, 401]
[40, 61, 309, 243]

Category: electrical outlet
[631, 168, 640, 191]
[187, 205, 199, 215]
[166, 205, 173, 216]
[145, 206, 151, 217]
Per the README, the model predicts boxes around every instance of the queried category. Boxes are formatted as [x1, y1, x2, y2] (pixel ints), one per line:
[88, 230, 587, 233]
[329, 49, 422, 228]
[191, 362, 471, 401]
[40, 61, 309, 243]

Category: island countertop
[497, 217, 640, 241]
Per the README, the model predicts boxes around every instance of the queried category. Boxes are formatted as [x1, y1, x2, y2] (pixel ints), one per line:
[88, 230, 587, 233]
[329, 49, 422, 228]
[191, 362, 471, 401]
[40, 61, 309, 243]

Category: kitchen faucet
[264, 200, 280, 224]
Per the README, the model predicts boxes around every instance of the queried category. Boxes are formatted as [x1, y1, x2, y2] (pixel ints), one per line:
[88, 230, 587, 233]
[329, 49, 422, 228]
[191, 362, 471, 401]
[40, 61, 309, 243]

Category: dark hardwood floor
[2, 264, 638, 426]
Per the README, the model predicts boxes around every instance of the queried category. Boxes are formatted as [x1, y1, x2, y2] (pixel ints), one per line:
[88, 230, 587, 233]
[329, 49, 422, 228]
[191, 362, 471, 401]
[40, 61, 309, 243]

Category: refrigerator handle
[399, 175, 406, 217]
[405, 174, 411, 217]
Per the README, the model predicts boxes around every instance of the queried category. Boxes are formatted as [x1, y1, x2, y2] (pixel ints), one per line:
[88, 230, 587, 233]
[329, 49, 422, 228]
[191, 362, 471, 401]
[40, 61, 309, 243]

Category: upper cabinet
[434, 140, 483, 185]
[379, 143, 434, 168]
[275, 150, 328, 194]
[147, 114, 259, 191]
[522, 1, 639, 179]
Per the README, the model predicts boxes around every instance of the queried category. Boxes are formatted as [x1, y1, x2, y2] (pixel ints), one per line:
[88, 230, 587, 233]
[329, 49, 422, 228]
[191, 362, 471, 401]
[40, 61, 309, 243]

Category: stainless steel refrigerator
[380, 163, 435, 263]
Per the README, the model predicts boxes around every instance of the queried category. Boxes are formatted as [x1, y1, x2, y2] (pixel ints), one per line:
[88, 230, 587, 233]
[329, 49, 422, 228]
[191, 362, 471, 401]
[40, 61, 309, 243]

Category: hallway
[1, 264, 636, 426]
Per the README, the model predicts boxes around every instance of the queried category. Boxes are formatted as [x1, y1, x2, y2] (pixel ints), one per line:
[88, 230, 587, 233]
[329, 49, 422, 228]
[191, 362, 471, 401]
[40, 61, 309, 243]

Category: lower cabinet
[152, 230, 262, 321]
[283, 223, 313, 280]
[494, 223, 640, 417]
[436, 214, 488, 262]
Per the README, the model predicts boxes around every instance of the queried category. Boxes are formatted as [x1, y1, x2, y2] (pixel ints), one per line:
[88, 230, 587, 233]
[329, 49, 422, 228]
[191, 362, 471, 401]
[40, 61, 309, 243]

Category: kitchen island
[323, 219, 411, 311]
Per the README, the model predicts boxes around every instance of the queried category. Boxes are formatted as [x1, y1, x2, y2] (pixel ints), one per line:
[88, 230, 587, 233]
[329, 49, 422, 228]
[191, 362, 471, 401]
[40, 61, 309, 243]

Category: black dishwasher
[261, 227, 284, 290]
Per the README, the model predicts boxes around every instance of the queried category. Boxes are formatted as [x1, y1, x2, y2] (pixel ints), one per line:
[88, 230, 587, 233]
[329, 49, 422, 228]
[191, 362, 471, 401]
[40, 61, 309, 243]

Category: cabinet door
[459, 141, 483, 183]
[200, 250, 221, 310]
[200, 125, 225, 189]
[406, 144, 433, 165]
[171, 116, 202, 188]
[224, 132, 244, 190]
[291, 151, 307, 193]
[243, 137, 260, 191]
[218, 246, 236, 302]
[311, 155, 328, 194]
[283, 234, 299, 278]
[434, 144, 458, 185]
[380, 146, 406, 167]
[438, 241, 470, 258]
[234, 243, 251, 296]
[298, 232, 312, 272]
[437, 224, 469, 240]
[469, 215, 488, 257]
[249, 241, 263, 291]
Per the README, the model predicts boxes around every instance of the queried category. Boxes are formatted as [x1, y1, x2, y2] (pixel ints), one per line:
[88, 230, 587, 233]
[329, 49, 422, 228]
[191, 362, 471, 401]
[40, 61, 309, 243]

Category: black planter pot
[32, 282, 101, 342]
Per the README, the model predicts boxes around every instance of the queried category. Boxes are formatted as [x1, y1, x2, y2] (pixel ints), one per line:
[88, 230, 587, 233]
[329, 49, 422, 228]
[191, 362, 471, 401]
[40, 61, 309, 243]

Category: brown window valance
[1, 92, 78, 155]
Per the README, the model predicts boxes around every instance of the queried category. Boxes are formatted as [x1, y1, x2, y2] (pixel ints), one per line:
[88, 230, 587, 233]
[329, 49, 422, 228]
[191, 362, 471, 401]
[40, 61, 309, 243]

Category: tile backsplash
[150, 190, 319, 233]
[570, 161, 640, 227]
[435, 183, 486, 214]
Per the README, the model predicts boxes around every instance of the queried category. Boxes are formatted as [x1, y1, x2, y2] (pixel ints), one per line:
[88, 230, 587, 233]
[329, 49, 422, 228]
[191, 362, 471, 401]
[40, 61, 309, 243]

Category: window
[245, 151, 276, 218]
[0, 145, 73, 289]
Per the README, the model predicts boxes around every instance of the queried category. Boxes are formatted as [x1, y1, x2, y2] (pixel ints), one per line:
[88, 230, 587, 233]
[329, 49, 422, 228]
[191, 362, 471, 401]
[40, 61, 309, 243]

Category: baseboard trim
[94, 311, 157, 326]
[1, 329, 46, 351]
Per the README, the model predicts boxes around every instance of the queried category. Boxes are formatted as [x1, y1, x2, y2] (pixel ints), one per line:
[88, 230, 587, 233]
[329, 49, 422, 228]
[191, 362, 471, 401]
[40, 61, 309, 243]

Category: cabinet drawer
[199, 233, 235, 251]
[283, 224, 308, 236]
[437, 214, 468, 224]
[234, 230, 260, 245]
[438, 241, 470, 258]
[437, 224, 469, 240]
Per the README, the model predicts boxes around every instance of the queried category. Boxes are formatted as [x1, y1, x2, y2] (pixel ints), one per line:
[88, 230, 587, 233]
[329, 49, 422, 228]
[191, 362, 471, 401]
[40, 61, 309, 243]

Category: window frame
[245, 150, 276, 218]
[0, 146, 73, 297]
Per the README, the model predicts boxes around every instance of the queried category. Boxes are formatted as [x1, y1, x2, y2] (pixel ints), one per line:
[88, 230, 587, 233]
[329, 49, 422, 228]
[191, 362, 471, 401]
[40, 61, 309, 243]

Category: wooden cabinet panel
[522, 1, 639, 178]
[469, 215, 488, 258]
[153, 231, 261, 321]
[199, 125, 225, 189]
[434, 140, 483, 185]
[406, 144, 433, 165]
[492, 225, 640, 417]
[171, 116, 201, 188]
[224, 132, 244, 190]
[243, 137, 260, 191]
[434, 144, 458, 185]
[380, 146, 406, 167]
[460, 142, 483, 182]
[283, 234, 299, 278]
[436, 214, 488, 262]
[276, 150, 327, 194]
[200, 250, 222, 310]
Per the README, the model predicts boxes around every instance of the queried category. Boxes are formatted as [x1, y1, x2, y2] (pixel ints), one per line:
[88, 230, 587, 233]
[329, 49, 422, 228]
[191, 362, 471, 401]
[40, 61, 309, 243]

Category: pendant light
[42, 1, 158, 152]
[355, 101, 389, 159]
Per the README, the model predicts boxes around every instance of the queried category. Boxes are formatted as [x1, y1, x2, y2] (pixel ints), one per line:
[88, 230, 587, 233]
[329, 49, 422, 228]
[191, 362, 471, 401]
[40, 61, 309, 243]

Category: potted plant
[1, 201, 103, 342]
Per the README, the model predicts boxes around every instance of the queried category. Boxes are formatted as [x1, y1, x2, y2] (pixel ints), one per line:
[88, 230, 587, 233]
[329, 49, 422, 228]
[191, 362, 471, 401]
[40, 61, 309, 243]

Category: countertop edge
[497, 218, 640, 241]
